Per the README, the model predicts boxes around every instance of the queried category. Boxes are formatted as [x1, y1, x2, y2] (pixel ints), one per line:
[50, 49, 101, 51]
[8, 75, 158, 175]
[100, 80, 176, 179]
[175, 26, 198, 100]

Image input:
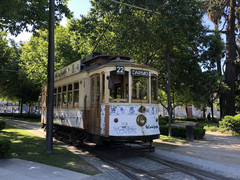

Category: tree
[0, 31, 19, 100]
[20, 25, 81, 85]
[0, 0, 72, 35]
[206, 0, 240, 116]
[0, 31, 41, 112]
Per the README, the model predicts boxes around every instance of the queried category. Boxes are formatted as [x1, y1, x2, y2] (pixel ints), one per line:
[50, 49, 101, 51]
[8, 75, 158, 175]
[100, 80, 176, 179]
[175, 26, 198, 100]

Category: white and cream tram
[41, 53, 160, 146]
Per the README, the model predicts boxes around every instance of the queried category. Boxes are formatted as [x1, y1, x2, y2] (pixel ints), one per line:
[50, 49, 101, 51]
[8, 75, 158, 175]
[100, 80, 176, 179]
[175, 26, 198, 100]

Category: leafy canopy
[0, 0, 72, 35]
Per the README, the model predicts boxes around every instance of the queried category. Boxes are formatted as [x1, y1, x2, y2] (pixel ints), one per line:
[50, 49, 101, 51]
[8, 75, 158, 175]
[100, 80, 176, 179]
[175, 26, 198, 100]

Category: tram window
[102, 74, 105, 101]
[57, 87, 61, 106]
[132, 76, 148, 101]
[97, 76, 100, 103]
[109, 71, 129, 102]
[91, 78, 95, 105]
[62, 85, 67, 106]
[73, 82, 79, 107]
[74, 82, 79, 90]
[67, 84, 73, 107]
[151, 76, 158, 102]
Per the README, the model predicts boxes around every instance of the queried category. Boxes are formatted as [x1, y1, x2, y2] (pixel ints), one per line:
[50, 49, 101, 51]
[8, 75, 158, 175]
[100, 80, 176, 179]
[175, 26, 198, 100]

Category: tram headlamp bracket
[139, 106, 147, 113]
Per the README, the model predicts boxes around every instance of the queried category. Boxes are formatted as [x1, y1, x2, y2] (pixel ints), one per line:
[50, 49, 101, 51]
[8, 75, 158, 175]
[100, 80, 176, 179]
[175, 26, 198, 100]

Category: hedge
[0, 138, 11, 158]
[159, 116, 207, 123]
[0, 120, 6, 130]
[219, 114, 240, 135]
[160, 125, 205, 140]
[0, 113, 40, 120]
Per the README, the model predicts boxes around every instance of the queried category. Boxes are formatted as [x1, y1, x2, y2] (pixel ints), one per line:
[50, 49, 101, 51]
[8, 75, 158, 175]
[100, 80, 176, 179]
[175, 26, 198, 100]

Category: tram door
[89, 75, 101, 134]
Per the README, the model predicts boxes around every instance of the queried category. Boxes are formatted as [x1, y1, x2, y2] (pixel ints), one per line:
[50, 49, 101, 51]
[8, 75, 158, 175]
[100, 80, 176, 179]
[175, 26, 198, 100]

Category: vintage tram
[41, 53, 160, 146]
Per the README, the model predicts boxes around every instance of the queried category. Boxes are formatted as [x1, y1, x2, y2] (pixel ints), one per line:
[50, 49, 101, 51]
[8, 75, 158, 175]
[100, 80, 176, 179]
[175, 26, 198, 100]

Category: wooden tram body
[41, 53, 160, 145]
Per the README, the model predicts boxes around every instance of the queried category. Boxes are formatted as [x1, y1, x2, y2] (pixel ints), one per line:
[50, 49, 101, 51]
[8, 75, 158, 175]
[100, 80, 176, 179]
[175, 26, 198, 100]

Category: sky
[9, 0, 217, 43]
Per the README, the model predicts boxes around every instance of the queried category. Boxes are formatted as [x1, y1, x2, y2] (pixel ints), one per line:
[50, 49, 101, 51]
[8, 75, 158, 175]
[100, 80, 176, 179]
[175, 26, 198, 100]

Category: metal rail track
[82, 144, 235, 180]
[143, 154, 234, 180]
[83, 145, 167, 180]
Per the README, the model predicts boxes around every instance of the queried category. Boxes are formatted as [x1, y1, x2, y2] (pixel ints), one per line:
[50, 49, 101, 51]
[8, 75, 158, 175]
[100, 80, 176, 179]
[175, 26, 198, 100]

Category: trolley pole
[46, 0, 55, 153]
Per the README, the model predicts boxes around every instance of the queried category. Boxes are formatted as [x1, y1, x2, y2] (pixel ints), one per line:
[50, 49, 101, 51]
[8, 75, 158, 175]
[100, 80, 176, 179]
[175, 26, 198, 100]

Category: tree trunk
[28, 105, 31, 115]
[214, 27, 224, 119]
[211, 96, 214, 120]
[20, 98, 23, 116]
[224, 0, 236, 116]
[185, 106, 189, 117]
[202, 108, 206, 118]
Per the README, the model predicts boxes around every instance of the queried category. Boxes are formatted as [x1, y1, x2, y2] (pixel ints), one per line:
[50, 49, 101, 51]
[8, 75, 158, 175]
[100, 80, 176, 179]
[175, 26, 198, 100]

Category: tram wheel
[71, 130, 87, 147]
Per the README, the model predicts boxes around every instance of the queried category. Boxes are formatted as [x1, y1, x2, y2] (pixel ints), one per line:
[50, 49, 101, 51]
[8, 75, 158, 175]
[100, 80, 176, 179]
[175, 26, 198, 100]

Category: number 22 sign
[116, 65, 125, 75]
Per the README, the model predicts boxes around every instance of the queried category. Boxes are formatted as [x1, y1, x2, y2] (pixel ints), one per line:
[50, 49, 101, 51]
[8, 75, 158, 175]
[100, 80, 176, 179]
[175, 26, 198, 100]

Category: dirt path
[163, 131, 240, 167]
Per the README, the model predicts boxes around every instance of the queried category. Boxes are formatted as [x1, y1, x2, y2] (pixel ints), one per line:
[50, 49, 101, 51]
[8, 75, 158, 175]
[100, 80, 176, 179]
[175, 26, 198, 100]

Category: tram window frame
[151, 75, 158, 103]
[109, 70, 129, 103]
[62, 85, 67, 107]
[67, 84, 73, 107]
[101, 73, 105, 103]
[132, 76, 149, 103]
[54, 88, 57, 106]
[91, 78, 95, 105]
[57, 87, 62, 107]
[73, 82, 79, 107]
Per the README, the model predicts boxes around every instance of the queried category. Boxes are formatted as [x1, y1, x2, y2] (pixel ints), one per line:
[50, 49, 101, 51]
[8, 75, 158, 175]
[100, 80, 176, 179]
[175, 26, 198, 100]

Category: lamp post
[46, 0, 55, 153]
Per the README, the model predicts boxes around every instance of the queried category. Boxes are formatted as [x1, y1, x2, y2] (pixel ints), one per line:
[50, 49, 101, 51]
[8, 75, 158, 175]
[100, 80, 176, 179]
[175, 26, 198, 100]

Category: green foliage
[20, 26, 81, 85]
[0, 0, 72, 35]
[160, 116, 206, 123]
[160, 125, 205, 140]
[0, 31, 41, 104]
[219, 114, 240, 135]
[174, 117, 206, 122]
[194, 128, 206, 140]
[0, 138, 11, 158]
[0, 113, 40, 121]
[0, 120, 6, 130]
[158, 116, 169, 125]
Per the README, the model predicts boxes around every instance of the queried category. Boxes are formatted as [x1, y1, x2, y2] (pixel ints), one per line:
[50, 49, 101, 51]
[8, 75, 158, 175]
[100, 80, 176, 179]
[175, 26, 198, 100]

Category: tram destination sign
[131, 69, 149, 77]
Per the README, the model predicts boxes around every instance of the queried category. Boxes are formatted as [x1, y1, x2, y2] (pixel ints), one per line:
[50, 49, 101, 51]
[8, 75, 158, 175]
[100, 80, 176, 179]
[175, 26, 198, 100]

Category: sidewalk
[155, 131, 240, 179]
[0, 158, 90, 180]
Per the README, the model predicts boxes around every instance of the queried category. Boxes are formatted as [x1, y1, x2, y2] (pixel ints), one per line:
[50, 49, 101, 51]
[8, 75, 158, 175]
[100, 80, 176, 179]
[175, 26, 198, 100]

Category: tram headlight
[136, 115, 147, 126]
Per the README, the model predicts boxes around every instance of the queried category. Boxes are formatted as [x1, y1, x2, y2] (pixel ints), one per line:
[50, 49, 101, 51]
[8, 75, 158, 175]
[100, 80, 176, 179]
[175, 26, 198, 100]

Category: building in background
[158, 104, 220, 118]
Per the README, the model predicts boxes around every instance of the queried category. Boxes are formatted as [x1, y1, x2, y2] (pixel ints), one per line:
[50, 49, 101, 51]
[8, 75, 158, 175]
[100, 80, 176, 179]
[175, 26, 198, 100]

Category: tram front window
[109, 71, 129, 102]
[132, 76, 148, 101]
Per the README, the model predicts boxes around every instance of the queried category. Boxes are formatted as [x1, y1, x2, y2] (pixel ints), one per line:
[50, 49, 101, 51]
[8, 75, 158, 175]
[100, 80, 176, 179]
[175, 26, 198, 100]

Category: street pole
[167, 49, 172, 137]
[46, 0, 55, 153]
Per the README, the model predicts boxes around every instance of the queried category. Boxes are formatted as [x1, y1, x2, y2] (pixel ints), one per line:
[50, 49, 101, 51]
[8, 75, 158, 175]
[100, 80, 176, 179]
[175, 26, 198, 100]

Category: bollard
[186, 125, 194, 141]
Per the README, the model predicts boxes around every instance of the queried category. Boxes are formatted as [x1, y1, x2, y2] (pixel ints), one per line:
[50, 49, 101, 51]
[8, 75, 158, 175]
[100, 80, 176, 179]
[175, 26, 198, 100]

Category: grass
[153, 135, 187, 150]
[159, 135, 187, 143]
[0, 125, 101, 175]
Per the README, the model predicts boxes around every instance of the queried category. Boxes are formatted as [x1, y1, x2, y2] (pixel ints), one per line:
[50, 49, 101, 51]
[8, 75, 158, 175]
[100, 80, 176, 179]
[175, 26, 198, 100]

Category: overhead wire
[110, 0, 161, 15]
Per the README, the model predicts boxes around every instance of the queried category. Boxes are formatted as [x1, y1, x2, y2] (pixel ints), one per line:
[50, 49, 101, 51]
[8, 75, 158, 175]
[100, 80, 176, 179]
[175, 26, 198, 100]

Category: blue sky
[68, 0, 91, 18]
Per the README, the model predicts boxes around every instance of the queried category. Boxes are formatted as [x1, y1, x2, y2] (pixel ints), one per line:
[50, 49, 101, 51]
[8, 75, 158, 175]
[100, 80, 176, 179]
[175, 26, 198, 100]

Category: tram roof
[55, 53, 158, 81]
